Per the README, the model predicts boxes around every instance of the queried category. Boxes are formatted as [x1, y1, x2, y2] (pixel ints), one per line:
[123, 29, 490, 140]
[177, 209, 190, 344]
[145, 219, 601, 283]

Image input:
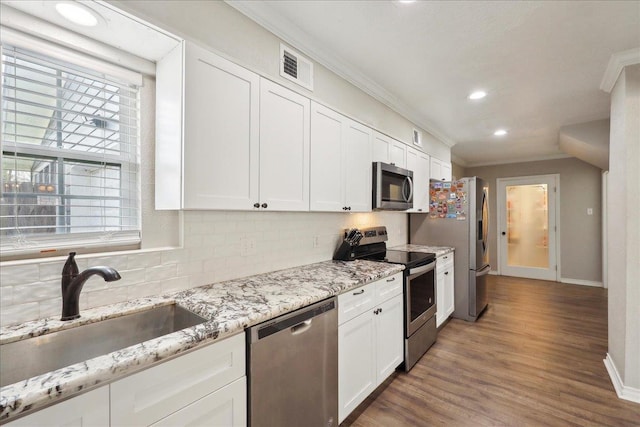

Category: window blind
[1, 44, 141, 256]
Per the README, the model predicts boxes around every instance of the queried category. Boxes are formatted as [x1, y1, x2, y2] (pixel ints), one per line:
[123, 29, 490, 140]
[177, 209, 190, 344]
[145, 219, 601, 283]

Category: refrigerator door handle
[476, 265, 491, 277]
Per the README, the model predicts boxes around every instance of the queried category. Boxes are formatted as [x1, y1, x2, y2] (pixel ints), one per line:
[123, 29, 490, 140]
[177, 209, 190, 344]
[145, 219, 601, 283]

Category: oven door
[405, 261, 436, 336]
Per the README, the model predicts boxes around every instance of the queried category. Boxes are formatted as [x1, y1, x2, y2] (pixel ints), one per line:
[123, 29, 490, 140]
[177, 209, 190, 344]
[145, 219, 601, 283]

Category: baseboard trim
[560, 277, 603, 287]
[604, 353, 640, 404]
[489, 270, 499, 275]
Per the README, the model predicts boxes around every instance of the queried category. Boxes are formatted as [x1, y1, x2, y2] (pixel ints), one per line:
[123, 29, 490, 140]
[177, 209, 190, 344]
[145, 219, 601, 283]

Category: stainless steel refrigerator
[409, 177, 490, 322]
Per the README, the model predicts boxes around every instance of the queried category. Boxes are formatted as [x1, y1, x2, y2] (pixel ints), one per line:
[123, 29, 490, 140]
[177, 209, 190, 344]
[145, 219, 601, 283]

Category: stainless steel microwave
[373, 162, 413, 210]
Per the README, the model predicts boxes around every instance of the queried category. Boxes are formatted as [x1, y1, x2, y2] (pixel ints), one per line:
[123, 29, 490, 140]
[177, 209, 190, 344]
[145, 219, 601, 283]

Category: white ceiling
[229, 0, 640, 166]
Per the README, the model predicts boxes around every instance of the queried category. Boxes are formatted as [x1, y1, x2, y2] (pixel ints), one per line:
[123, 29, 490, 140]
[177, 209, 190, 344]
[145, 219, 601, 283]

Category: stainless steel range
[351, 226, 437, 371]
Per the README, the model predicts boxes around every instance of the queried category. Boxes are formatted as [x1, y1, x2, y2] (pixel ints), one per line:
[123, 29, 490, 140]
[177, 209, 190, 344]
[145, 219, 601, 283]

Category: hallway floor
[344, 275, 640, 426]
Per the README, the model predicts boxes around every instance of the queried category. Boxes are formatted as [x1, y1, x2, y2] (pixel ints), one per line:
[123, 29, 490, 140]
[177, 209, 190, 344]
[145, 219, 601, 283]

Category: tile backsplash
[0, 210, 407, 326]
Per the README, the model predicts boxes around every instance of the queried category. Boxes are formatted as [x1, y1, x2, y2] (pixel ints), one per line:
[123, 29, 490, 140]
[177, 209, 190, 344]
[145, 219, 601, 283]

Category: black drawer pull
[353, 289, 365, 295]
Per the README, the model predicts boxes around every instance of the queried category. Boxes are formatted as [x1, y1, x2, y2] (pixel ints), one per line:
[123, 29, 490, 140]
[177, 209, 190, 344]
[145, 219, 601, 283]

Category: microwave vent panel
[280, 43, 314, 91]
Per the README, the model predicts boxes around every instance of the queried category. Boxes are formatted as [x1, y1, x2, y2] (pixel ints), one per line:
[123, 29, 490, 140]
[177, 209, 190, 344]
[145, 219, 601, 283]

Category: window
[1, 44, 141, 256]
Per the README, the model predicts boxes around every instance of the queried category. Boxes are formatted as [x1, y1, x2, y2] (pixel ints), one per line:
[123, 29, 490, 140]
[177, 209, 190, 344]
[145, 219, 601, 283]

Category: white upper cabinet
[343, 120, 373, 211]
[406, 147, 430, 213]
[430, 157, 452, 181]
[155, 42, 309, 211]
[259, 79, 310, 211]
[372, 131, 406, 168]
[183, 42, 260, 210]
[310, 102, 371, 212]
[156, 41, 260, 210]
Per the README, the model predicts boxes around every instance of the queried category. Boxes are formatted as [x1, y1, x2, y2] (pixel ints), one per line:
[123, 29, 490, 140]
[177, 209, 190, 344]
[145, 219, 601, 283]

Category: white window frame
[0, 29, 146, 258]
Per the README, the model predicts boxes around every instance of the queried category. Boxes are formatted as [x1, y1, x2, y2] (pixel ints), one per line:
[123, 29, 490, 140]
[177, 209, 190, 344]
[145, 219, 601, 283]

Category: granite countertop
[391, 244, 455, 258]
[0, 259, 403, 421]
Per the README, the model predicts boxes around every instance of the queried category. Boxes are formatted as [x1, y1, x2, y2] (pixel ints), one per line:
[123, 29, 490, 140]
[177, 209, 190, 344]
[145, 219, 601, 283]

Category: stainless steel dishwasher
[248, 297, 338, 427]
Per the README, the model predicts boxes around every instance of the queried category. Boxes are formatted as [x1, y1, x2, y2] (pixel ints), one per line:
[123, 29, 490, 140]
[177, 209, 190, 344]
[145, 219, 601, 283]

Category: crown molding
[600, 48, 640, 93]
[450, 154, 468, 167]
[226, 0, 455, 147]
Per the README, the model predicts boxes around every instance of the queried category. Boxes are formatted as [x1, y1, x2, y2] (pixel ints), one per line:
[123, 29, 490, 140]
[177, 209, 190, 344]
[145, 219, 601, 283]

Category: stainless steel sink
[0, 304, 207, 387]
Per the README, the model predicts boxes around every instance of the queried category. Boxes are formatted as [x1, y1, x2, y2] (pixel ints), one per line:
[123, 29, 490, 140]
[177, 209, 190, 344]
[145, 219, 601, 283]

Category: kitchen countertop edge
[0, 259, 403, 422]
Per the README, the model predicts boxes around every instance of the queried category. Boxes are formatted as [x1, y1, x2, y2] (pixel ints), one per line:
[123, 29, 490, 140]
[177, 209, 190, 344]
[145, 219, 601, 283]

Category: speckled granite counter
[391, 244, 455, 258]
[0, 259, 402, 422]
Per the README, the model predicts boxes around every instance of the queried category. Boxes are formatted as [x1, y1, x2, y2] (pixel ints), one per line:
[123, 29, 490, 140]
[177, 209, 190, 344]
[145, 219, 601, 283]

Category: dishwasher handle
[250, 297, 336, 342]
[291, 319, 312, 335]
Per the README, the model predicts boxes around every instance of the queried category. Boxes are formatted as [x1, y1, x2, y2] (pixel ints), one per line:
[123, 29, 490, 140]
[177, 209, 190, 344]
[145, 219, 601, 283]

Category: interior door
[497, 175, 559, 281]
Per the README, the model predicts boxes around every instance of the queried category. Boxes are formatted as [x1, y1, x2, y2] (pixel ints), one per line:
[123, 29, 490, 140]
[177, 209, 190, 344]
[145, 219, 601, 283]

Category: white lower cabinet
[111, 333, 246, 426]
[436, 252, 455, 327]
[8, 333, 247, 427]
[5, 386, 109, 427]
[151, 377, 247, 427]
[338, 273, 403, 423]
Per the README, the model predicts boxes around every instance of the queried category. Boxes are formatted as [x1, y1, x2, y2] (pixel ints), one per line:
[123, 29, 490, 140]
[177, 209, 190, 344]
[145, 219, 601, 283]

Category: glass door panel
[506, 184, 549, 268]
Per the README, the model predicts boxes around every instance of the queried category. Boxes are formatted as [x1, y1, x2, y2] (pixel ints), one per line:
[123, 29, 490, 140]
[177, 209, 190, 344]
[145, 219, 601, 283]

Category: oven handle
[408, 261, 436, 277]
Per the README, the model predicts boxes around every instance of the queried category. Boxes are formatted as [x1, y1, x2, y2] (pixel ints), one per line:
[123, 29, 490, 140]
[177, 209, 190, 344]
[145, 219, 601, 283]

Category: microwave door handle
[403, 176, 414, 202]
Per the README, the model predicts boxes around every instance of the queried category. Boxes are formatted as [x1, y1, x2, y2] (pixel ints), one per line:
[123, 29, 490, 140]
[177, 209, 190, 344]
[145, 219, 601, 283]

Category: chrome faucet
[61, 252, 121, 321]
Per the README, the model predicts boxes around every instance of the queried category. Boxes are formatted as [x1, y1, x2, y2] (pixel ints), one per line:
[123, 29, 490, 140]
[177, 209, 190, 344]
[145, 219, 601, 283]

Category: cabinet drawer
[437, 253, 454, 274]
[338, 283, 376, 325]
[375, 272, 403, 303]
[151, 377, 247, 427]
[111, 333, 245, 426]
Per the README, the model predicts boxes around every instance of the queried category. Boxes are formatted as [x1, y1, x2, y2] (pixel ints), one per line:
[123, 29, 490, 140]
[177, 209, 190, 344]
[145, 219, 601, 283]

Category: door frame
[496, 174, 561, 281]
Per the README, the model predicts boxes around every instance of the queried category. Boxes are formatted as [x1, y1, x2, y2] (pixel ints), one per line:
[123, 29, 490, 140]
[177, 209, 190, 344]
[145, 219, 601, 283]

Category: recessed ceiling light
[55, 2, 99, 27]
[494, 129, 508, 136]
[468, 90, 487, 100]
[398, 0, 417, 4]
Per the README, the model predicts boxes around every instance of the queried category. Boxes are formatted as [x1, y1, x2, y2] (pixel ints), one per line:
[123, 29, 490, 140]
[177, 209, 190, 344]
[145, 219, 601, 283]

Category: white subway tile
[12, 280, 60, 303]
[127, 252, 162, 269]
[0, 286, 13, 306]
[39, 297, 63, 319]
[112, 268, 146, 288]
[161, 277, 190, 294]
[1, 302, 39, 327]
[1, 264, 39, 287]
[127, 281, 163, 300]
[85, 288, 127, 309]
[145, 264, 177, 282]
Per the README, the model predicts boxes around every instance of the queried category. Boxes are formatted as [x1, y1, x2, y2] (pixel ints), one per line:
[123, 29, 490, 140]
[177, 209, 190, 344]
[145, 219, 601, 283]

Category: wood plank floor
[343, 275, 640, 426]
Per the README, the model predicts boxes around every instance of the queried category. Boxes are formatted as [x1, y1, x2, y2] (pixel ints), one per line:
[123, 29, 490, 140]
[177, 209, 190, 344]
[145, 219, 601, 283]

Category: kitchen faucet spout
[61, 252, 121, 321]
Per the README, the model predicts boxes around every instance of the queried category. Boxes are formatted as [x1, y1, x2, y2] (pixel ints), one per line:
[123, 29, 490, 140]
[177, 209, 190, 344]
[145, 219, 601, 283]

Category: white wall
[607, 64, 640, 397]
[465, 157, 603, 283]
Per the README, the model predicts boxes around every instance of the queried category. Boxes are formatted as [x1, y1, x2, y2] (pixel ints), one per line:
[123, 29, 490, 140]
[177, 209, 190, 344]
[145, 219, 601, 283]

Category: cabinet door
[338, 311, 376, 423]
[372, 131, 391, 163]
[407, 148, 430, 212]
[430, 157, 452, 181]
[374, 294, 404, 385]
[444, 255, 455, 319]
[310, 102, 344, 211]
[111, 334, 245, 426]
[343, 118, 372, 212]
[259, 79, 310, 211]
[389, 139, 407, 168]
[151, 377, 247, 427]
[436, 268, 446, 327]
[5, 386, 109, 427]
[183, 42, 260, 210]
[442, 162, 452, 181]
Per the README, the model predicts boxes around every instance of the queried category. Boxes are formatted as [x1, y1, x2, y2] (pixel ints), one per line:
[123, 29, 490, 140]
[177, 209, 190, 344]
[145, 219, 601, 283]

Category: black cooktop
[383, 250, 435, 267]
[358, 248, 435, 268]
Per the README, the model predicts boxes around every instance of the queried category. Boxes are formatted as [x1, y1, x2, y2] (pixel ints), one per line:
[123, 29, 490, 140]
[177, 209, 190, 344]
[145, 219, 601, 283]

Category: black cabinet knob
[347, 206, 351, 211]
[501, 231, 506, 235]
[261, 203, 268, 209]
[253, 203, 260, 208]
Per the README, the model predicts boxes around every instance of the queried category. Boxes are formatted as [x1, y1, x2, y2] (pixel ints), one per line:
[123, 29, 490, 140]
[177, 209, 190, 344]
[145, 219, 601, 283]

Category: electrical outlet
[240, 237, 257, 256]
[587, 208, 593, 216]
[313, 235, 320, 248]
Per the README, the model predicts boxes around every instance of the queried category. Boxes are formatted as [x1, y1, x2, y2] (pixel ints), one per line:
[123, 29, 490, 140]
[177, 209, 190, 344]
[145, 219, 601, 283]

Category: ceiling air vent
[280, 43, 313, 91]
